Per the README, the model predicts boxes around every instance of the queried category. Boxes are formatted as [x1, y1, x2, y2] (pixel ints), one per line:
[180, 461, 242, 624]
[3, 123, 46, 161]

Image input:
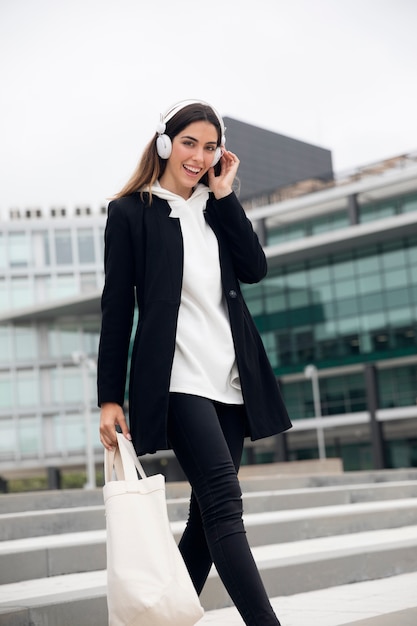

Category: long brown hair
[113, 103, 223, 201]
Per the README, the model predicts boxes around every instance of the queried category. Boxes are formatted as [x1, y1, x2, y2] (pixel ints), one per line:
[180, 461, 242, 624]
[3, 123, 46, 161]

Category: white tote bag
[103, 432, 204, 626]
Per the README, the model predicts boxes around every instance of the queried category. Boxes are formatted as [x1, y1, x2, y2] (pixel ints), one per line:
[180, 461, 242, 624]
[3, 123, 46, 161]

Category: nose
[192, 146, 205, 162]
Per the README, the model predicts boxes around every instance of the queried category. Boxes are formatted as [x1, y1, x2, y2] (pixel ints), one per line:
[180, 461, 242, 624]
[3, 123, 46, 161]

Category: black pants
[167, 393, 281, 626]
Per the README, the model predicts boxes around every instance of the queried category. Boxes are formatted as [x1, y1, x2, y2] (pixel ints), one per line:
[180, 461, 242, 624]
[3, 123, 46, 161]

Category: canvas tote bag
[103, 432, 204, 626]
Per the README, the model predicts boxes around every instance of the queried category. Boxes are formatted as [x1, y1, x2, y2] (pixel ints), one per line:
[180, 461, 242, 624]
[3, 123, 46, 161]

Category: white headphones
[156, 99, 226, 167]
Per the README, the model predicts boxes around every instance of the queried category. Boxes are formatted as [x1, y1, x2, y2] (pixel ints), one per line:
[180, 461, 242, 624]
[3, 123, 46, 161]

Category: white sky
[1, 0, 416, 211]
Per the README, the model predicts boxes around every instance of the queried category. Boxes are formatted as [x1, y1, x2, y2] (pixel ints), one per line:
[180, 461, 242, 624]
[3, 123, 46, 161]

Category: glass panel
[51, 367, 83, 403]
[0, 373, 13, 408]
[334, 279, 357, 299]
[0, 234, 6, 268]
[14, 326, 37, 360]
[80, 273, 97, 293]
[358, 274, 382, 294]
[9, 232, 30, 267]
[311, 283, 333, 303]
[384, 269, 409, 289]
[288, 289, 310, 308]
[286, 267, 308, 288]
[54, 274, 77, 299]
[19, 416, 40, 455]
[11, 277, 33, 309]
[0, 418, 15, 459]
[308, 262, 331, 284]
[61, 324, 80, 358]
[32, 230, 50, 267]
[54, 413, 85, 452]
[336, 297, 359, 317]
[99, 227, 105, 261]
[332, 255, 355, 279]
[265, 292, 287, 313]
[82, 323, 100, 355]
[355, 248, 380, 274]
[407, 242, 417, 265]
[384, 287, 411, 308]
[16, 371, 39, 407]
[360, 292, 384, 313]
[0, 325, 12, 363]
[55, 229, 73, 265]
[381, 245, 407, 270]
[0, 279, 8, 312]
[77, 229, 95, 264]
[402, 194, 417, 213]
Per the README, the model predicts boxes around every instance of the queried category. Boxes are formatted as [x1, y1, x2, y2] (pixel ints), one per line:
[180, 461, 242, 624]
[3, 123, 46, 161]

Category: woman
[98, 99, 292, 626]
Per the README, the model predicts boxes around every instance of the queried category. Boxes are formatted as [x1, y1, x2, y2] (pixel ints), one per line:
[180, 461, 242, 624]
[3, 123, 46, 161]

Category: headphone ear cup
[156, 134, 172, 159]
[211, 147, 222, 167]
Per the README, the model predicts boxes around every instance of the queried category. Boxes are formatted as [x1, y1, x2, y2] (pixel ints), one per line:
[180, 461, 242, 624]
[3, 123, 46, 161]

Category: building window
[55, 229, 73, 265]
[9, 232, 30, 267]
[16, 370, 40, 407]
[0, 373, 13, 408]
[18, 415, 40, 456]
[32, 230, 50, 267]
[77, 228, 95, 264]
[54, 274, 77, 299]
[0, 234, 6, 268]
[80, 273, 97, 293]
[11, 277, 33, 309]
[14, 326, 38, 361]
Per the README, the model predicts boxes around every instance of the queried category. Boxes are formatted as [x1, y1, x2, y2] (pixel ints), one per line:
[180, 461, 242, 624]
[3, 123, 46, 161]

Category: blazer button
[228, 289, 237, 298]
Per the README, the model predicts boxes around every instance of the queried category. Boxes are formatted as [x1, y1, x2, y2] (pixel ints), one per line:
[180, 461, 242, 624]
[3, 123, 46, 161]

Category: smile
[183, 164, 202, 175]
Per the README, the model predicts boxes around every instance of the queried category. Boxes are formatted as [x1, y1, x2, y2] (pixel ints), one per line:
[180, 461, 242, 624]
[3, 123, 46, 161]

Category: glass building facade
[1, 156, 417, 482]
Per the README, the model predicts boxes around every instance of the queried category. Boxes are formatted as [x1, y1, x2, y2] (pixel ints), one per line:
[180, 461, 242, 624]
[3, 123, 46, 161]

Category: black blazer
[97, 190, 292, 455]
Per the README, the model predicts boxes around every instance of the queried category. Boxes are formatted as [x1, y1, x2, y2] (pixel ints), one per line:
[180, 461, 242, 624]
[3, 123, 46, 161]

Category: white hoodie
[149, 182, 243, 405]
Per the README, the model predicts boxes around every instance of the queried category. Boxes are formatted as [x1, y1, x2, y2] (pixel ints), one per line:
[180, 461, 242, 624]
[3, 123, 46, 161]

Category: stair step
[2, 499, 417, 584]
[200, 571, 417, 625]
[2, 481, 417, 541]
[1, 525, 416, 620]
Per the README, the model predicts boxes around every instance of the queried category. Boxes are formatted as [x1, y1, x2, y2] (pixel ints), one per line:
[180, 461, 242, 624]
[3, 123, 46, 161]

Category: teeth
[184, 165, 200, 174]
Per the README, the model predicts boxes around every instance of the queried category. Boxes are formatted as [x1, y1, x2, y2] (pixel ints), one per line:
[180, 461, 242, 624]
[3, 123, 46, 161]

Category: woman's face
[159, 120, 219, 199]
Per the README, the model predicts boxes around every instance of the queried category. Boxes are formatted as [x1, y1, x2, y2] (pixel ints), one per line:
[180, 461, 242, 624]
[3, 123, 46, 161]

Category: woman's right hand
[99, 402, 131, 450]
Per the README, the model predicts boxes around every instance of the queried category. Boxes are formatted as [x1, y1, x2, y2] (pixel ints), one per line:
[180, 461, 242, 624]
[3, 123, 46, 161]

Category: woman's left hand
[207, 149, 240, 199]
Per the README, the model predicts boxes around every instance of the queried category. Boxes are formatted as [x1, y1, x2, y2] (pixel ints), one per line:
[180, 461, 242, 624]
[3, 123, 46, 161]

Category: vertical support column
[256, 218, 267, 247]
[275, 376, 289, 462]
[274, 433, 288, 463]
[347, 194, 359, 225]
[364, 363, 386, 469]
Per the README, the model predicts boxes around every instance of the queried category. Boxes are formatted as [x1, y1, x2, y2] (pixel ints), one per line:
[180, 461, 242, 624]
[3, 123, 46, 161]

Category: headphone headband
[160, 99, 225, 139]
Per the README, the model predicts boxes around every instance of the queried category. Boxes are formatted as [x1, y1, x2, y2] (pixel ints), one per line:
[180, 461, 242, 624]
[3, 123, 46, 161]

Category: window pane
[0, 326, 12, 363]
[55, 229, 73, 264]
[80, 273, 97, 293]
[16, 371, 39, 407]
[0, 234, 6, 268]
[9, 232, 30, 267]
[19, 416, 40, 455]
[32, 231, 50, 267]
[77, 229, 95, 263]
[11, 277, 33, 308]
[54, 274, 77, 299]
[15, 326, 37, 360]
[0, 374, 13, 408]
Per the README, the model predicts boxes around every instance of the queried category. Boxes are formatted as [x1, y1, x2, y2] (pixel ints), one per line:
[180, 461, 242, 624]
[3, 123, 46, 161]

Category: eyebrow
[181, 134, 217, 145]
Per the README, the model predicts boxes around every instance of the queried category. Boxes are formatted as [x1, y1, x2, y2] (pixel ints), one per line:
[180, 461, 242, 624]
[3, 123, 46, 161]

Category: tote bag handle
[104, 433, 147, 484]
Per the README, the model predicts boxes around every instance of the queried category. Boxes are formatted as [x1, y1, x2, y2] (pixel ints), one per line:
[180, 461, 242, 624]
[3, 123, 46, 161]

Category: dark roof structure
[223, 117, 334, 201]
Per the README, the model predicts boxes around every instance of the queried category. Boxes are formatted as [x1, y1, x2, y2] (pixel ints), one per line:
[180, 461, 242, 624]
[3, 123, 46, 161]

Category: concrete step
[1, 526, 416, 624]
[2, 480, 417, 541]
[1, 499, 417, 584]
[201, 571, 417, 625]
[2, 467, 417, 514]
